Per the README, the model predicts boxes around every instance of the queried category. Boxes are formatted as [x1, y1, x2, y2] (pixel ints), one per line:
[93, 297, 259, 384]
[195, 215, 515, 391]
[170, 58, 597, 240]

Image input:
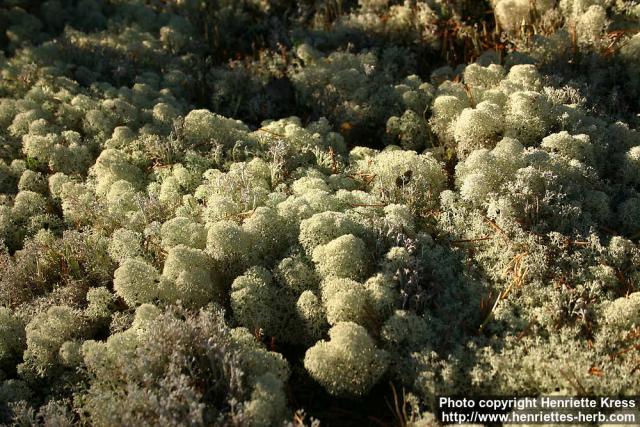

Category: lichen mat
[0, 0, 639, 425]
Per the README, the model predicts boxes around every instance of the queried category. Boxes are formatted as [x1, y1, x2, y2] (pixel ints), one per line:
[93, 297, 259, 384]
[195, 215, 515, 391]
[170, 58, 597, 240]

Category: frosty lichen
[0, 0, 639, 425]
[113, 258, 160, 307]
[304, 322, 389, 396]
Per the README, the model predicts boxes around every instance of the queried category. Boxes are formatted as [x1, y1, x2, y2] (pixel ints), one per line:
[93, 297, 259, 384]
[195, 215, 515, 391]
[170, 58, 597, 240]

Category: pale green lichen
[304, 322, 389, 396]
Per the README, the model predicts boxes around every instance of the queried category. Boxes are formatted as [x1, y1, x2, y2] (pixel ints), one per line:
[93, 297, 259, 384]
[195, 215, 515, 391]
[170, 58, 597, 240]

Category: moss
[206, 220, 254, 278]
[312, 234, 371, 281]
[304, 322, 389, 396]
[299, 211, 364, 254]
[161, 245, 221, 307]
[0, 1, 639, 423]
[160, 216, 206, 250]
[230, 267, 296, 342]
[0, 308, 25, 372]
[20, 306, 85, 378]
[113, 258, 159, 307]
